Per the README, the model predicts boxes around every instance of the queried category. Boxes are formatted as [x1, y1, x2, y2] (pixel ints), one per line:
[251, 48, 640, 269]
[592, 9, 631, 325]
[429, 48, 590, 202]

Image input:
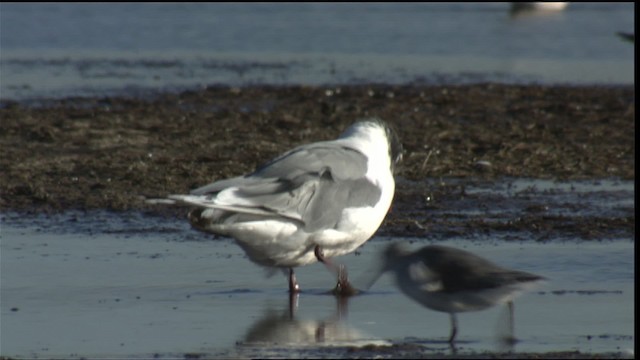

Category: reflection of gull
[239, 297, 389, 348]
[367, 242, 546, 345]
[150, 118, 402, 294]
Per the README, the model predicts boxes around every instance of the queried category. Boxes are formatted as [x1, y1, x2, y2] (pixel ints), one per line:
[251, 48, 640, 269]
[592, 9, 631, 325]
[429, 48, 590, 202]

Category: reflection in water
[238, 294, 388, 348]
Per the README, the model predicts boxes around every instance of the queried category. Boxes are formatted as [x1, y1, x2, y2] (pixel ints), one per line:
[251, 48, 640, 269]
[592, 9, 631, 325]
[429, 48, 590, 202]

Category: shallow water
[1, 3, 634, 101]
[0, 179, 634, 358]
[0, 228, 634, 358]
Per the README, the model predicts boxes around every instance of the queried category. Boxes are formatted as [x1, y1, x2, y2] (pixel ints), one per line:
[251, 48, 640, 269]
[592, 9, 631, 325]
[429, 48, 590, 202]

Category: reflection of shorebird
[367, 242, 546, 345]
[150, 118, 402, 295]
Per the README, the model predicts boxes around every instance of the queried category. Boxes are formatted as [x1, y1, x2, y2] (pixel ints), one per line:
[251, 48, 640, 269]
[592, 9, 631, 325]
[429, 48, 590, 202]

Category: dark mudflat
[0, 84, 634, 241]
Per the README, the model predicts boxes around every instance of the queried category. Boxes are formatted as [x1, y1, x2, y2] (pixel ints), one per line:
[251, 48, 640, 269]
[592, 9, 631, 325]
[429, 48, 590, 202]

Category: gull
[510, 2, 569, 12]
[152, 118, 402, 295]
[616, 31, 634, 43]
[510, 2, 568, 18]
[366, 242, 546, 344]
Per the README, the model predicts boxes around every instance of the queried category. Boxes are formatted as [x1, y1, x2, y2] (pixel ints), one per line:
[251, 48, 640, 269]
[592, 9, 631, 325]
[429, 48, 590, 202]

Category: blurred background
[0, 2, 634, 101]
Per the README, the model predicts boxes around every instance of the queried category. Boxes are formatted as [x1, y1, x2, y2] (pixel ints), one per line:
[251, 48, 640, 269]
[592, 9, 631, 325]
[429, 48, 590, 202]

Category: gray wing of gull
[189, 144, 382, 232]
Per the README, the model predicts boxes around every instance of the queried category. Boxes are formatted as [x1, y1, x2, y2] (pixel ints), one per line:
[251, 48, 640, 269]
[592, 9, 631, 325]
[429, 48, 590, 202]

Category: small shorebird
[150, 118, 402, 295]
[366, 242, 546, 343]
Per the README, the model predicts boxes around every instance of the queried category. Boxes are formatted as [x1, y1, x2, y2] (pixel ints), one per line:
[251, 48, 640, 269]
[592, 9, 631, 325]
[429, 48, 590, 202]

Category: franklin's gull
[156, 118, 402, 295]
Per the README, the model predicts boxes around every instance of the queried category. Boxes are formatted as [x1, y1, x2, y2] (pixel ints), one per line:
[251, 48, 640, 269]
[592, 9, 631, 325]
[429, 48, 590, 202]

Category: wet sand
[0, 84, 635, 237]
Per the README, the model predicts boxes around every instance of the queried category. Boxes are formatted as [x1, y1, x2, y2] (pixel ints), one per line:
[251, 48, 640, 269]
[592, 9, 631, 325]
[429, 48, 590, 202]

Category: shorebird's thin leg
[448, 313, 458, 343]
[495, 301, 517, 352]
[314, 245, 358, 296]
[508, 301, 515, 336]
[288, 268, 300, 294]
[504, 300, 518, 346]
[449, 340, 458, 354]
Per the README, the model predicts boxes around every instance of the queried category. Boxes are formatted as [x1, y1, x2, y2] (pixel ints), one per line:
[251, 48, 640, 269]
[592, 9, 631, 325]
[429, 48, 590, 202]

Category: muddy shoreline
[0, 84, 635, 240]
